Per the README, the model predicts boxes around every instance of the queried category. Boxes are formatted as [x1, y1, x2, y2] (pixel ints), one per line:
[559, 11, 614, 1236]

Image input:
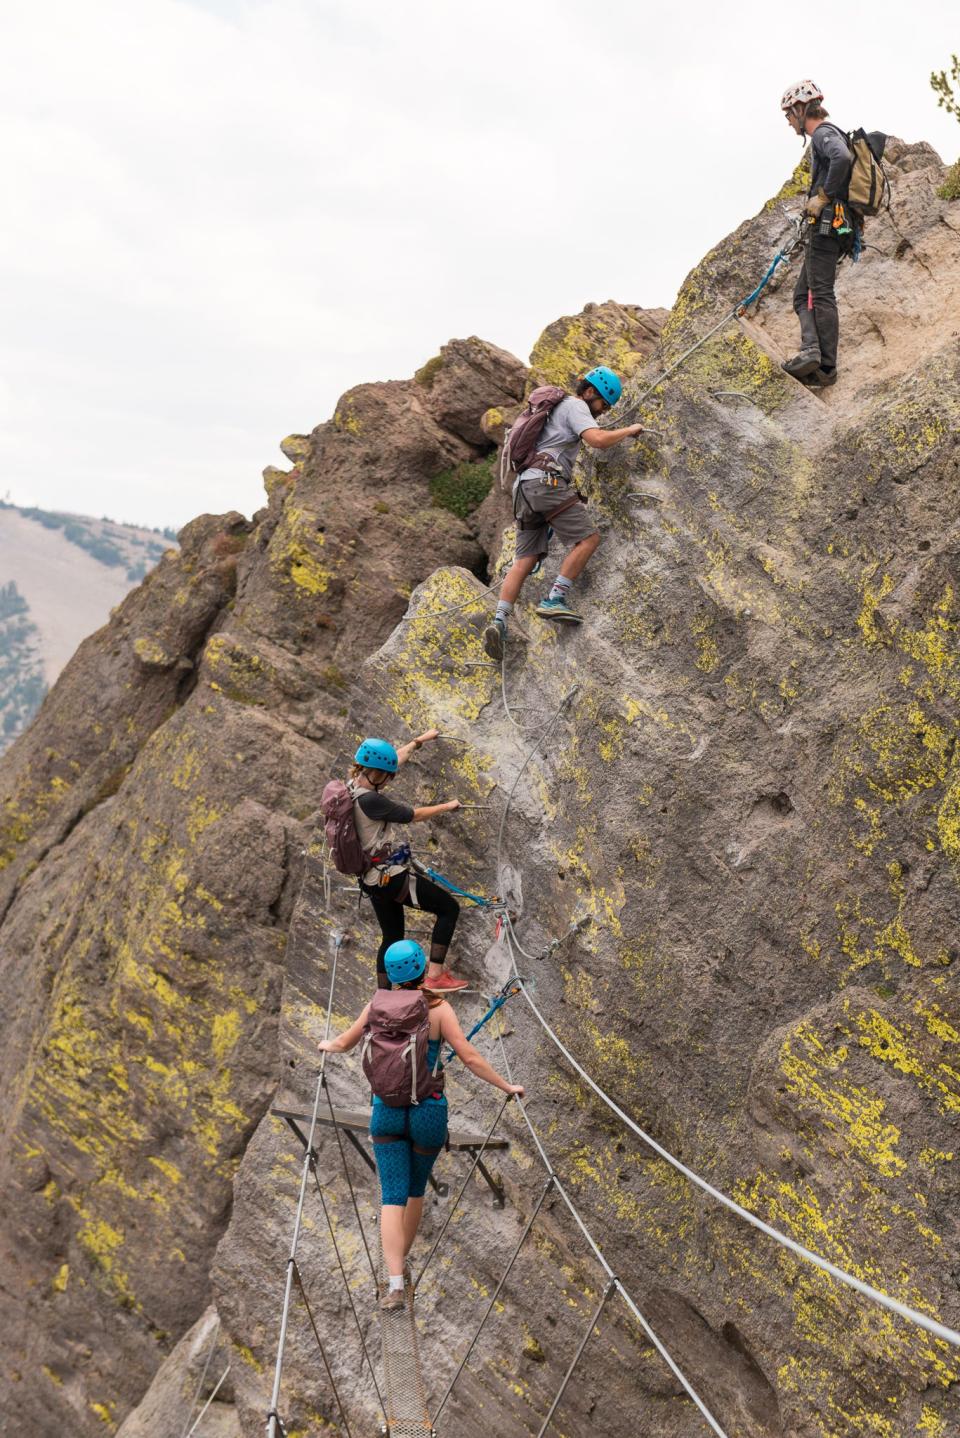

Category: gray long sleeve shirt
[809, 123, 852, 200]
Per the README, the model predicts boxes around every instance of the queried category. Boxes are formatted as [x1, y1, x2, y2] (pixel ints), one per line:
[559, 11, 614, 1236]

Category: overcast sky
[2, 0, 958, 530]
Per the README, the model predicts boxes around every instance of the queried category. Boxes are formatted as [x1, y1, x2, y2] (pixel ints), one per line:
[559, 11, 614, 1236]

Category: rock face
[529, 299, 670, 389]
[2, 138, 959, 1438]
[0, 340, 531, 1435]
[418, 336, 529, 447]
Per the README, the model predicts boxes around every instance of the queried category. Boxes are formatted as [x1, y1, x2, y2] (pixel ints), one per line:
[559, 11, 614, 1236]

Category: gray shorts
[513, 473, 598, 561]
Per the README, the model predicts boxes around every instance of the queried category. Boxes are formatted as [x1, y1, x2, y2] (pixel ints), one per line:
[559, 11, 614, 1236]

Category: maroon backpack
[501, 385, 567, 481]
[320, 779, 371, 876]
[360, 990, 444, 1107]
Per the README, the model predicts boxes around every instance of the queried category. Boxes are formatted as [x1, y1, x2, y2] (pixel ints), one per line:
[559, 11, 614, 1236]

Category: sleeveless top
[348, 779, 412, 886]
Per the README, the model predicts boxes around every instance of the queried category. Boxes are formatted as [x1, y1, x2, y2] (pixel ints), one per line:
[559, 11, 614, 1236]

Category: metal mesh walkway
[379, 1248, 435, 1438]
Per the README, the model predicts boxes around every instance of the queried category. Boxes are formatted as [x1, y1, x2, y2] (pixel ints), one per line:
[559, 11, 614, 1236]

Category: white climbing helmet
[781, 79, 823, 112]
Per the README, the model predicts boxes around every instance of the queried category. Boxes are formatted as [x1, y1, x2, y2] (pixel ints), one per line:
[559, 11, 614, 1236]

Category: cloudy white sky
[2, 0, 958, 530]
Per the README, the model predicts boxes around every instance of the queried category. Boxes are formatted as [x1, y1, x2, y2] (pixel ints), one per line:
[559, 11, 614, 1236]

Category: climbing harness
[361, 845, 504, 910]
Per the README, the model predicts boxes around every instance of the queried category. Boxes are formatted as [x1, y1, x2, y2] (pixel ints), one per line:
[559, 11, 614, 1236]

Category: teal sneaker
[536, 596, 582, 624]
[483, 618, 506, 660]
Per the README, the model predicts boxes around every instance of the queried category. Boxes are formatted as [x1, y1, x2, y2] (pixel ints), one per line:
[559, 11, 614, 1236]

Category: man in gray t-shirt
[484, 366, 646, 659]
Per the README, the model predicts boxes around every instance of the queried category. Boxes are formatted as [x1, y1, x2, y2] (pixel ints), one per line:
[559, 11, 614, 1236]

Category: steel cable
[179, 1316, 221, 1438]
[495, 684, 580, 885]
[292, 1261, 353, 1438]
[500, 922, 960, 1349]
[322, 1076, 378, 1284]
[414, 1092, 511, 1293]
[534, 1281, 615, 1438]
[494, 1026, 732, 1438]
[266, 932, 345, 1438]
[396, 577, 504, 625]
[308, 1163, 387, 1414]
[622, 220, 805, 423]
[432, 1177, 555, 1427]
[184, 1365, 232, 1438]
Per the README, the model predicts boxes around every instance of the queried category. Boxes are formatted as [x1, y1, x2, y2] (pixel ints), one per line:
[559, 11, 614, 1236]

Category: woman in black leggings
[349, 732, 468, 994]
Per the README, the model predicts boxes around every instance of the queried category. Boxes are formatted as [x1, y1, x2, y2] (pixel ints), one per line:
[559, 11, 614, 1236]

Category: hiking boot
[536, 596, 582, 624]
[423, 971, 469, 993]
[782, 347, 821, 379]
[807, 367, 838, 387]
[380, 1285, 406, 1312]
[782, 309, 821, 379]
[483, 618, 506, 661]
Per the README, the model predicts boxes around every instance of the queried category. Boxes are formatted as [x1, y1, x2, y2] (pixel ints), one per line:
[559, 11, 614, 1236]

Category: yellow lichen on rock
[780, 1021, 906, 1177]
[271, 506, 336, 597]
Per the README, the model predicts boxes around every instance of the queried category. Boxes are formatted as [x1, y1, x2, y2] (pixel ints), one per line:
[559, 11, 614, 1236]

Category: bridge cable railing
[499, 919, 960, 1350]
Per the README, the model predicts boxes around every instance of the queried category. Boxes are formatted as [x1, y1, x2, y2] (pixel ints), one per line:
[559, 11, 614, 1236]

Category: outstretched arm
[393, 730, 461, 818]
[438, 1004, 524, 1096]
[581, 423, 647, 450]
[396, 728, 440, 766]
[411, 800, 460, 821]
[318, 1003, 371, 1053]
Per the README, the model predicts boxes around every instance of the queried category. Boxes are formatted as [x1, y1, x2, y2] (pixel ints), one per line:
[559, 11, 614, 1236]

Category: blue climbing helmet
[354, 738, 399, 774]
[384, 940, 427, 985]
[583, 366, 622, 406]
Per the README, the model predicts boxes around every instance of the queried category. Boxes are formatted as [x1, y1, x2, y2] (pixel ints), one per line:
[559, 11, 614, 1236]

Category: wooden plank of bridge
[272, 1106, 510, 1154]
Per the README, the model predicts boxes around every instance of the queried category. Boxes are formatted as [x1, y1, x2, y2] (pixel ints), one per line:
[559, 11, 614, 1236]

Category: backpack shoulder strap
[822, 122, 854, 153]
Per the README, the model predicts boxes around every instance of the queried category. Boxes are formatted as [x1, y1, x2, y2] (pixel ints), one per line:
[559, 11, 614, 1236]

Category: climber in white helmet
[780, 80, 854, 389]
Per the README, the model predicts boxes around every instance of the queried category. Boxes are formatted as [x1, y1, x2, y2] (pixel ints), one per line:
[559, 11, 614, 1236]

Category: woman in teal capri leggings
[319, 939, 523, 1310]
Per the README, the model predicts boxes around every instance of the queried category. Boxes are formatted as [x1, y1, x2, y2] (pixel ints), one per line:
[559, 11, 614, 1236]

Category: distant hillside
[0, 504, 177, 750]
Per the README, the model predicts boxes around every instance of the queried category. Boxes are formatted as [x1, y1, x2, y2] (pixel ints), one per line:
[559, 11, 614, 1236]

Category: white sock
[389, 1274, 404, 1291]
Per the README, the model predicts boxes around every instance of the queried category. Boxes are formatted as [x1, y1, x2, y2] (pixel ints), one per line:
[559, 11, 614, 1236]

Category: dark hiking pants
[362, 871, 460, 974]
[792, 233, 842, 371]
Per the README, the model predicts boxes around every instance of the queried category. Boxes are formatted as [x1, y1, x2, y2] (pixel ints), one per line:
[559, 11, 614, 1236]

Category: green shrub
[414, 355, 443, 388]
[429, 457, 494, 520]
[938, 159, 960, 201]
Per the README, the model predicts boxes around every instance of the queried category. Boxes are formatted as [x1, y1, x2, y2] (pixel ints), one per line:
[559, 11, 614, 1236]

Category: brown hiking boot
[380, 1284, 406, 1312]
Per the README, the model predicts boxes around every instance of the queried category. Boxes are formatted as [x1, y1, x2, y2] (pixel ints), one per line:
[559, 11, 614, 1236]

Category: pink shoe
[423, 971, 469, 993]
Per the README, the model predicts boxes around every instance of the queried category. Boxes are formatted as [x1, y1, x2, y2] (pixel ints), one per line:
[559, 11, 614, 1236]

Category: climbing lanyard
[624, 215, 806, 420]
[412, 856, 502, 909]
[442, 977, 526, 1065]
